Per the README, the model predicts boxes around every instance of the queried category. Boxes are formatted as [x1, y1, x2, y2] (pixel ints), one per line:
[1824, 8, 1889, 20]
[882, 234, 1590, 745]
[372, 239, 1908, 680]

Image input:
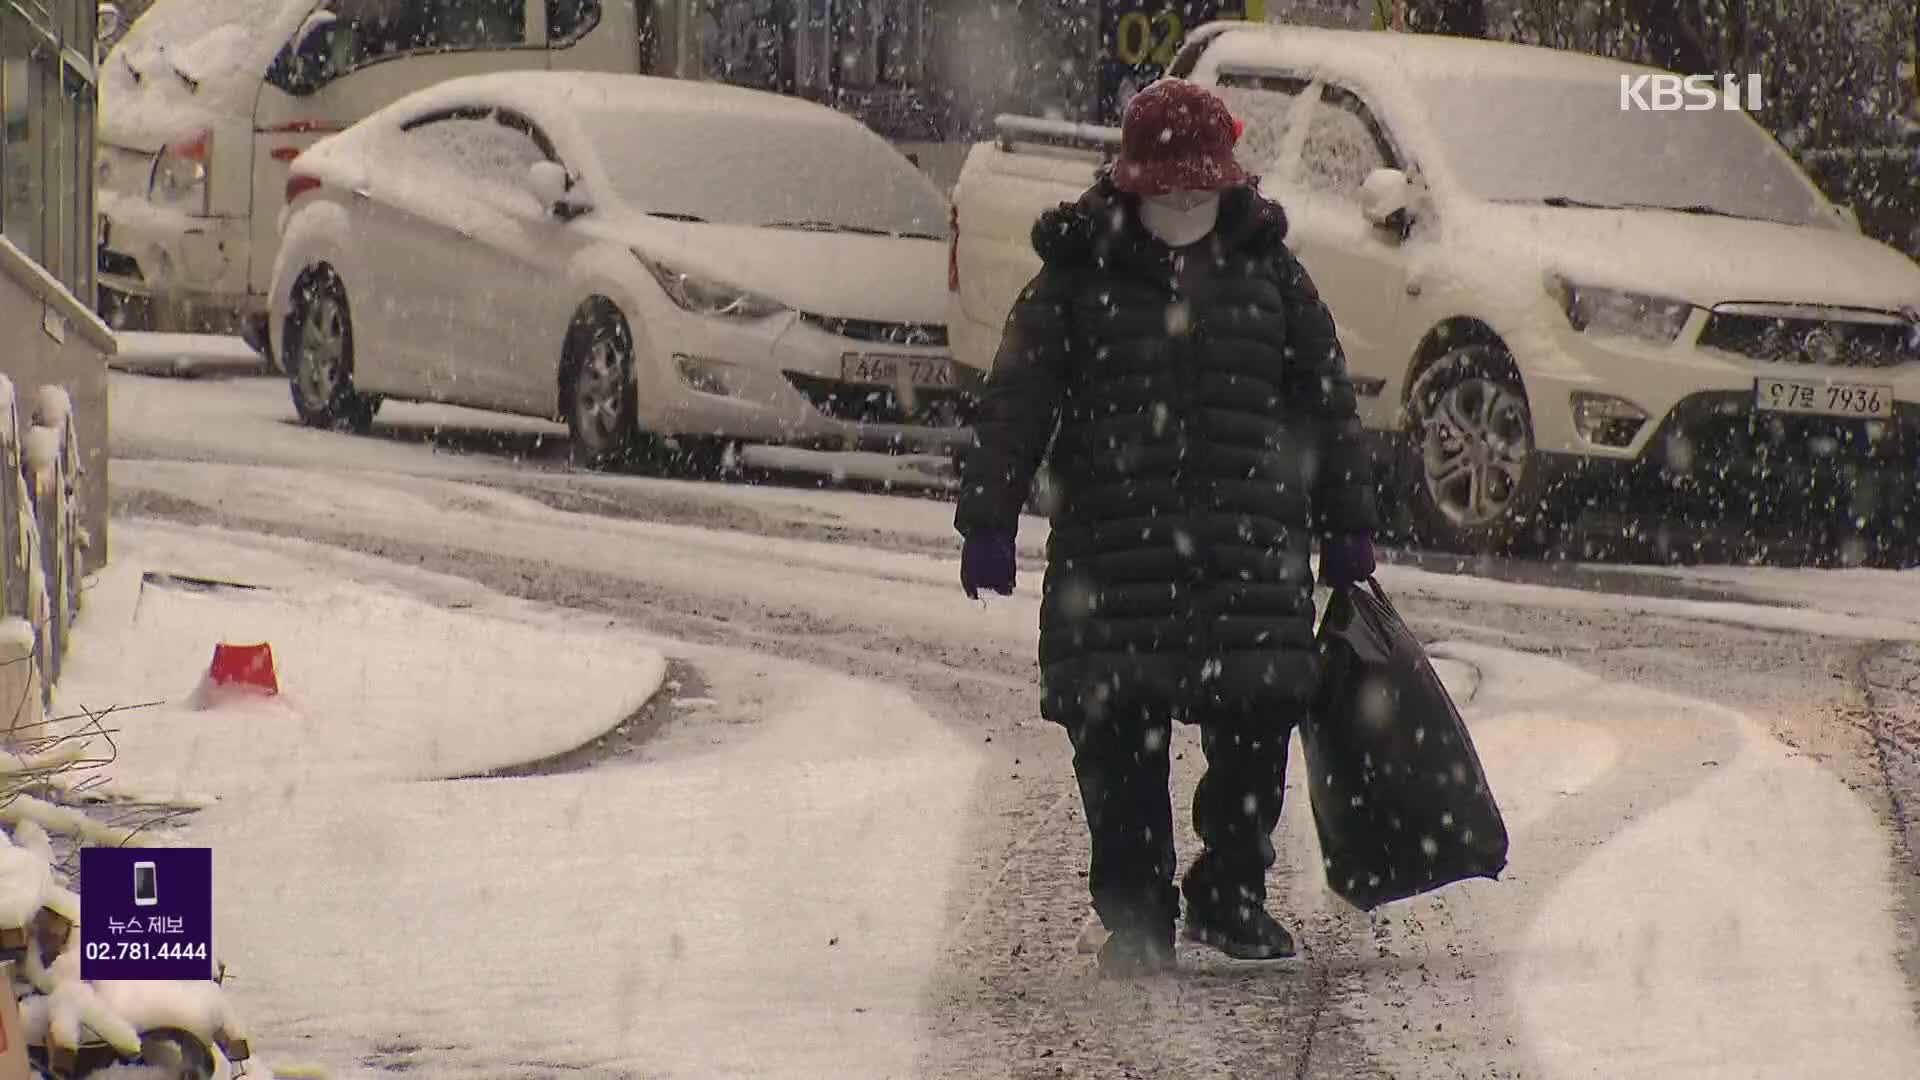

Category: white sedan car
[269, 72, 974, 465]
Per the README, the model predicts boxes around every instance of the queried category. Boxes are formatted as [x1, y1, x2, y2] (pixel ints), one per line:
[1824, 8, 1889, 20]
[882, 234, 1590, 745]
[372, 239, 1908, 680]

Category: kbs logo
[1620, 73, 1763, 112]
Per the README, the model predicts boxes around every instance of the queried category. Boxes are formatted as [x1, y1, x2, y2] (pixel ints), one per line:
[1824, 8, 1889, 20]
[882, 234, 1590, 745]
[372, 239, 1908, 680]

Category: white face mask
[1146, 190, 1219, 213]
[1139, 190, 1221, 247]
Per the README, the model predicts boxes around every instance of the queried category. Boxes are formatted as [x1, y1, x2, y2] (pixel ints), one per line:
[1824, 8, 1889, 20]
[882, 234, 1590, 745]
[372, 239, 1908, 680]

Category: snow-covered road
[81, 369, 1920, 1078]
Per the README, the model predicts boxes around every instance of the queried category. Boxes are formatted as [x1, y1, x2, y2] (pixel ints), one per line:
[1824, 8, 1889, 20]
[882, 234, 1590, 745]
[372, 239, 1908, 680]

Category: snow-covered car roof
[299, 70, 948, 240]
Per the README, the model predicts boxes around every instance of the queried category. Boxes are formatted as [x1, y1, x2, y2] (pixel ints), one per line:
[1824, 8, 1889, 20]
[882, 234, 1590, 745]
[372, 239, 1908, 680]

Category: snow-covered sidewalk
[1322, 642, 1920, 1079]
[54, 522, 983, 1076]
[110, 333, 265, 378]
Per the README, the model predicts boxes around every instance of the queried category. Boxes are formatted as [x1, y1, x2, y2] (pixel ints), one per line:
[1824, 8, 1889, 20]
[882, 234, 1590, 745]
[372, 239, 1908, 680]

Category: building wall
[0, 239, 110, 575]
[2, 0, 108, 575]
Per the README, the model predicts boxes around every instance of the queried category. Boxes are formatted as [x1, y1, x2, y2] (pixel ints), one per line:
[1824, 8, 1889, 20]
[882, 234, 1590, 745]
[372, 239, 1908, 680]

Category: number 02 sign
[1098, 1, 1266, 121]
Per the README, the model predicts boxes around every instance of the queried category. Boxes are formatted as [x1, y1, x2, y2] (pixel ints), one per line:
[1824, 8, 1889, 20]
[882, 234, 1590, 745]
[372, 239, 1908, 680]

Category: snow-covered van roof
[374, 70, 863, 133]
[100, 0, 317, 148]
[1190, 22, 1666, 92]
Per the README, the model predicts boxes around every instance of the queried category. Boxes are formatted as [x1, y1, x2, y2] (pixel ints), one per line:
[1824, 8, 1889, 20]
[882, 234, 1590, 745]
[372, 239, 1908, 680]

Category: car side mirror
[1361, 167, 1415, 236]
[528, 161, 590, 219]
[1833, 202, 1861, 232]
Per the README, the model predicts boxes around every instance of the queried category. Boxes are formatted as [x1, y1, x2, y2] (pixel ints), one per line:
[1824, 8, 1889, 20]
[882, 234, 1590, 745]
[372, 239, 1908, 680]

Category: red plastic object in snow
[207, 642, 278, 695]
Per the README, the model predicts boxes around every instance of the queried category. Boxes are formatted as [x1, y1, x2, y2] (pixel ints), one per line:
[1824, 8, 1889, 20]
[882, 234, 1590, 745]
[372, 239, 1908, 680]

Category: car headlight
[151, 130, 211, 214]
[635, 251, 786, 319]
[1547, 276, 1693, 344]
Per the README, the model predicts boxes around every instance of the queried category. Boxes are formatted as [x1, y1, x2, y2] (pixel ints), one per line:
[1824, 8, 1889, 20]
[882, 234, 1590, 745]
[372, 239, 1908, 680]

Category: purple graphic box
[79, 847, 214, 981]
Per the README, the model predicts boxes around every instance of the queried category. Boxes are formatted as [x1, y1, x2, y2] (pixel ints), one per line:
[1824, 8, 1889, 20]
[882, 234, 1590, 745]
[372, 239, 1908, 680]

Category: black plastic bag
[1304, 577, 1508, 911]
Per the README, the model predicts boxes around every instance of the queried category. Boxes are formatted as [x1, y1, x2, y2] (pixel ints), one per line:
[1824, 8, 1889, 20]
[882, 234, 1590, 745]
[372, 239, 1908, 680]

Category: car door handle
[455, 226, 474, 241]
[350, 187, 370, 200]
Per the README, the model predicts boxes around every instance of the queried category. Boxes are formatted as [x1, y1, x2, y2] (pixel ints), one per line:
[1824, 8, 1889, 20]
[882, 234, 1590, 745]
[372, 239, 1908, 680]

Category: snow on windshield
[102, 0, 314, 141]
[1422, 77, 1831, 227]
[589, 110, 948, 237]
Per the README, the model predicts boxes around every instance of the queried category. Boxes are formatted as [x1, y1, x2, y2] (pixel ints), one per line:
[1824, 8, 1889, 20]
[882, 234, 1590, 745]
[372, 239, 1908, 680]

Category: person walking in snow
[954, 77, 1381, 975]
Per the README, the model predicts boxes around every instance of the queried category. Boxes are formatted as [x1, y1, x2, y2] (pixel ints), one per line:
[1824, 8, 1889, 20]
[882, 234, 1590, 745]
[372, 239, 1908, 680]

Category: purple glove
[961, 529, 1017, 599]
[1320, 533, 1376, 587]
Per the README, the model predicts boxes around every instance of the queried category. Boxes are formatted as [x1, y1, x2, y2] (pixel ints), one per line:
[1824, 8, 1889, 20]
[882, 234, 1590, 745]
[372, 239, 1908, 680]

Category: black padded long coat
[955, 177, 1379, 728]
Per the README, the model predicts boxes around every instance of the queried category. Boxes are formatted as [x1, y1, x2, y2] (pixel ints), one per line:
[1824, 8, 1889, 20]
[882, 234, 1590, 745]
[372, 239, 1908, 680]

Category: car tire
[285, 265, 381, 433]
[561, 300, 650, 470]
[1404, 344, 1553, 555]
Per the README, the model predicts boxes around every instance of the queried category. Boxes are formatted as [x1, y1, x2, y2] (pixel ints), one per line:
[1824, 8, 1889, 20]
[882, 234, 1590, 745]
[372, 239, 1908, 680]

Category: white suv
[948, 24, 1920, 563]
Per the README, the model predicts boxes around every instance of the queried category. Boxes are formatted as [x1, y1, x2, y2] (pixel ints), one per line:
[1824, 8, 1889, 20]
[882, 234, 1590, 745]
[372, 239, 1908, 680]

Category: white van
[95, 0, 649, 352]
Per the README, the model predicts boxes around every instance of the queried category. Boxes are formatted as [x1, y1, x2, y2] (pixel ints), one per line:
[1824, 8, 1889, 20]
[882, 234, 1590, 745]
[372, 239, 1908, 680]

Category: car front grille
[1696, 310, 1918, 368]
[1631, 392, 1920, 519]
[800, 313, 949, 349]
[783, 371, 976, 429]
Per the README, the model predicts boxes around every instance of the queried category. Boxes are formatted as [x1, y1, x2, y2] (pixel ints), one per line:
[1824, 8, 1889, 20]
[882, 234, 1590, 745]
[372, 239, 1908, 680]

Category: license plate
[1754, 377, 1894, 419]
[842, 353, 956, 388]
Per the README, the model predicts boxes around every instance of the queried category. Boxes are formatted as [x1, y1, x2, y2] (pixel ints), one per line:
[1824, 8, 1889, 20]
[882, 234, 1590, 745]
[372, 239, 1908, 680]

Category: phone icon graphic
[133, 861, 158, 907]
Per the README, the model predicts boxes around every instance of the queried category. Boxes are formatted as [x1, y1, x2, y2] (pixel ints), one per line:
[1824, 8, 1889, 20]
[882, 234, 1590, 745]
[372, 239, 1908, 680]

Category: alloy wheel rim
[1421, 376, 1532, 528]
[297, 290, 346, 407]
[574, 329, 630, 449]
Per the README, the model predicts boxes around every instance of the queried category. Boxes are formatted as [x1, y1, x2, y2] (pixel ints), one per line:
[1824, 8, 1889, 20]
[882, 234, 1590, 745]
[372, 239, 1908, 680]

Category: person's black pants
[1067, 707, 1295, 936]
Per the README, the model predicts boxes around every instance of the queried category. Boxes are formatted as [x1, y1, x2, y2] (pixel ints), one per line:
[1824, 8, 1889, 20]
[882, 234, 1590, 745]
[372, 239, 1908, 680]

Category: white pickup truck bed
[947, 117, 1117, 376]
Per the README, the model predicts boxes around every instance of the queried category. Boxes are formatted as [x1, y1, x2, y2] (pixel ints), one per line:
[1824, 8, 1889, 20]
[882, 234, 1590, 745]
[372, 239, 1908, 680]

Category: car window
[273, 0, 530, 93]
[1213, 72, 1311, 177]
[402, 111, 551, 212]
[589, 107, 946, 236]
[547, 0, 601, 44]
[1300, 83, 1399, 198]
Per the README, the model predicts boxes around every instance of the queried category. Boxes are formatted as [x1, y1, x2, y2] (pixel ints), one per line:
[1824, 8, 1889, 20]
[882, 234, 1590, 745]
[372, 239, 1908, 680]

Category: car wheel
[1404, 344, 1552, 555]
[285, 266, 380, 433]
[561, 300, 648, 469]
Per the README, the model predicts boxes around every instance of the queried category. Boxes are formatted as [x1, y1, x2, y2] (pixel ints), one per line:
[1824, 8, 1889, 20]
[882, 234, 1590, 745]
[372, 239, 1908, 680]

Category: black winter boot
[1181, 888, 1298, 961]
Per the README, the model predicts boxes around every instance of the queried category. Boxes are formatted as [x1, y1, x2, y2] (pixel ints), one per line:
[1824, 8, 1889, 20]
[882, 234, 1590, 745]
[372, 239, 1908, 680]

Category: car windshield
[587, 109, 948, 238]
[1417, 75, 1832, 227]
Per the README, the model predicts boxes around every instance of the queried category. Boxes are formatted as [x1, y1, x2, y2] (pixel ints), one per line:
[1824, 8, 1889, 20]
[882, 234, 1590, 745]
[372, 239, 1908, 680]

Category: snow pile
[55, 529, 670, 798]
[31, 386, 73, 432]
[198, 659, 982, 1077]
[51, 522, 982, 1075]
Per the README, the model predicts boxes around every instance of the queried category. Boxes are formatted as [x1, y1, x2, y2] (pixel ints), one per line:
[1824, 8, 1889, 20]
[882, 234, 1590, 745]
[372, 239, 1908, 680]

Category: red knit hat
[1110, 77, 1249, 197]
